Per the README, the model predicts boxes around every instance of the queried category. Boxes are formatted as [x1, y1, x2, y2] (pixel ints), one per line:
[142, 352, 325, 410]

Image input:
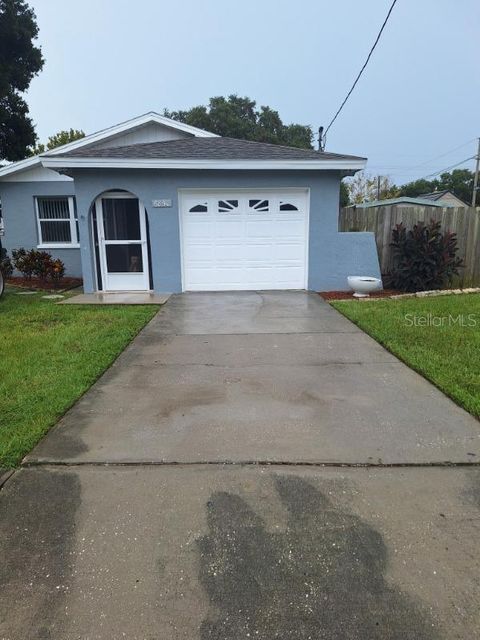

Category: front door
[95, 193, 150, 291]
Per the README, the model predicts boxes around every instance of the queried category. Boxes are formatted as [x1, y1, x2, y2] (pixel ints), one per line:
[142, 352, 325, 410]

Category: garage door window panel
[248, 199, 270, 213]
[279, 200, 300, 211]
[188, 202, 208, 213]
[218, 200, 239, 213]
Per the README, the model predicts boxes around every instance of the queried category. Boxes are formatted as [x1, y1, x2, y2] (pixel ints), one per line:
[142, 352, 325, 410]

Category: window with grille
[36, 197, 78, 246]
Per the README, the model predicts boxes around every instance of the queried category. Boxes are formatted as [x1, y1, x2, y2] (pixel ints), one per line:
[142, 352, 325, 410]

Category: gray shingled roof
[58, 137, 365, 162]
[418, 190, 450, 201]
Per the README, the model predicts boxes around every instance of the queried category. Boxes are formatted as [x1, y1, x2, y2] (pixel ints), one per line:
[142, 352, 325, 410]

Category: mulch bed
[319, 289, 400, 301]
[6, 276, 83, 292]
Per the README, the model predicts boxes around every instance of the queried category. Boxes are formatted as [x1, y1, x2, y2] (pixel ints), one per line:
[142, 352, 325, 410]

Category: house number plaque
[152, 199, 172, 208]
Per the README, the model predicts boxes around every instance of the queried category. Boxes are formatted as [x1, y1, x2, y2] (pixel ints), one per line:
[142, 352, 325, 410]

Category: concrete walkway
[60, 291, 170, 304]
[1, 291, 479, 639]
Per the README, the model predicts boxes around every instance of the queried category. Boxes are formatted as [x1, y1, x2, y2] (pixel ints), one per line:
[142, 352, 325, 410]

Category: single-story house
[418, 190, 468, 208]
[0, 112, 380, 293]
[355, 196, 453, 209]
[355, 191, 469, 210]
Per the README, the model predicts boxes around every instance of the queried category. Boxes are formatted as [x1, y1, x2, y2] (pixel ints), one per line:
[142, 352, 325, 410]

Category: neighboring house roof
[41, 137, 366, 172]
[355, 196, 451, 208]
[418, 190, 468, 206]
[0, 112, 218, 180]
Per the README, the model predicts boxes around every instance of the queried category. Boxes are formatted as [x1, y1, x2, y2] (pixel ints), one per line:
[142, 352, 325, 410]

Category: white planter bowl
[347, 276, 382, 298]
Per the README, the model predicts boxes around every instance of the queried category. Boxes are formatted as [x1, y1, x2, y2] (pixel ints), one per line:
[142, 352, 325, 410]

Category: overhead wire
[419, 156, 476, 180]
[321, 0, 399, 148]
[367, 139, 477, 173]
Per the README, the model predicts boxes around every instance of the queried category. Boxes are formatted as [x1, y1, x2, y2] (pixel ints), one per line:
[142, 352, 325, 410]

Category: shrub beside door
[11, 248, 66, 285]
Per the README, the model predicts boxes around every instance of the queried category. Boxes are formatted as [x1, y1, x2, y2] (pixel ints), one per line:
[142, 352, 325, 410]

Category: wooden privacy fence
[339, 205, 480, 287]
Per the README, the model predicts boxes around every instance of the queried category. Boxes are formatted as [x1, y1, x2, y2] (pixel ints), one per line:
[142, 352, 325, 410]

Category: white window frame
[35, 196, 79, 249]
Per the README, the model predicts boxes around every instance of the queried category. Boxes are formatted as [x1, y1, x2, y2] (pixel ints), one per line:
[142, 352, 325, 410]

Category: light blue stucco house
[0, 112, 380, 293]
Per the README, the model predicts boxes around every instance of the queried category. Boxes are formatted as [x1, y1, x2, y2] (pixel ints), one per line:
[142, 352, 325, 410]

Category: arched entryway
[93, 190, 150, 292]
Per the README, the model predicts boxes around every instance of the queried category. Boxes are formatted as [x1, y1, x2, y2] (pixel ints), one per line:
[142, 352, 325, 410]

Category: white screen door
[95, 193, 150, 291]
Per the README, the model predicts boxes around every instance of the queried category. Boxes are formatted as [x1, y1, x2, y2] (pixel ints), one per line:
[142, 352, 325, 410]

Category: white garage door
[180, 190, 309, 291]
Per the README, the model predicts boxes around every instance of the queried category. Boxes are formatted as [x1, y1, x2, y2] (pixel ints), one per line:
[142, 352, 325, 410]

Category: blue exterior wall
[71, 168, 381, 293]
[0, 180, 82, 276]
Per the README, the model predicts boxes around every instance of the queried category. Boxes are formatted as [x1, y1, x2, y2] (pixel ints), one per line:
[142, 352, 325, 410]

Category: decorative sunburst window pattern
[248, 199, 269, 212]
[218, 199, 239, 213]
[189, 203, 208, 213]
[279, 201, 299, 211]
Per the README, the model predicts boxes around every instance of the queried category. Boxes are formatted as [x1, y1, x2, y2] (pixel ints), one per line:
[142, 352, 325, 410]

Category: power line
[420, 156, 475, 180]
[409, 139, 477, 169]
[321, 0, 398, 147]
[366, 140, 477, 177]
[350, 155, 475, 182]
[355, 138, 477, 170]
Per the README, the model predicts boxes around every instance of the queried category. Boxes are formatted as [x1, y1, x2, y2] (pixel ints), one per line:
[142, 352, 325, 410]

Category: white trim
[0, 112, 218, 179]
[304, 189, 310, 289]
[95, 193, 150, 292]
[42, 157, 367, 171]
[68, 196, 78, 244]
[179, 187, 312, 194]
[44, 113, 217, 157]
[178, 188, 310, 292]
[0, 156, 41, 179]
[35, 195, 77, 247]
[37, 244, 80, 249]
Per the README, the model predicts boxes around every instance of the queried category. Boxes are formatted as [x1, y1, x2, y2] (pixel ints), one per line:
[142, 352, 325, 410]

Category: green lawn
[0, 289, 159, 468]
[332, 293, 480, 419]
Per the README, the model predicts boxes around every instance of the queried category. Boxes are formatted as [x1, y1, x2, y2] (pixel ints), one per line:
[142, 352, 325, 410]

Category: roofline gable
[0, 112, 217, 179]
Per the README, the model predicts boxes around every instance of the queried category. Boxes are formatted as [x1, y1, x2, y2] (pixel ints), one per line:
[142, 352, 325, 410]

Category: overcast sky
[24, 0, 479, 185]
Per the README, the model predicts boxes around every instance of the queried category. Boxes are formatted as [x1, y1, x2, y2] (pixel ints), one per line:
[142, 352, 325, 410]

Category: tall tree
[0, 0, 44, 161]
[346, 173, 398, 204]
[30, 128, 85, 155]
[165, 95, 314, 149]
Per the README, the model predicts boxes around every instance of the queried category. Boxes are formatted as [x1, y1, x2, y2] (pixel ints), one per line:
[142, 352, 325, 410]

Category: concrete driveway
[1, 291, 480, 639]
[25, 291, 480, 465]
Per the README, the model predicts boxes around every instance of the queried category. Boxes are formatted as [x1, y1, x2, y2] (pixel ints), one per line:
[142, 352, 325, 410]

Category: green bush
[48, 258, 65, 283]
[389, 220, 463, 292]
[0, 248, 13, 278]
[12, 248, 34, 279]
[12, 248, 66, 284]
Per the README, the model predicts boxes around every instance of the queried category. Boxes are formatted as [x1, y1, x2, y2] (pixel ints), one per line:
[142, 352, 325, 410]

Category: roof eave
[0, 112, 218, 179]
[0, 156, 41, 179]
[41, 157, 367, 172]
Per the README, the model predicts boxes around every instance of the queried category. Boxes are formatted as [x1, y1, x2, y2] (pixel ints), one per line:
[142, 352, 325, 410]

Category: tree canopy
[165, 95, 314, 149]
[29, 128, 85, 155]
[0, 0, 44, 161]
[340, 181, 350, 208]
[396, 169, 473, 205]
[345, 174, 397, 205]
[342, 168, 474, 207]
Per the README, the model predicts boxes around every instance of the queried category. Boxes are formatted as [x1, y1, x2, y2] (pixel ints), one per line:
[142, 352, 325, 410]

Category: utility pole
[377, 175, 381, 200]
[472, 137, 480, 207]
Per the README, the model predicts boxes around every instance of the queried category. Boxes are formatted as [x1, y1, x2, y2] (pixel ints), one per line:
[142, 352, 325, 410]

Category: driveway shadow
[0, 469, 81, 639]
[198, 475, 439, 639]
